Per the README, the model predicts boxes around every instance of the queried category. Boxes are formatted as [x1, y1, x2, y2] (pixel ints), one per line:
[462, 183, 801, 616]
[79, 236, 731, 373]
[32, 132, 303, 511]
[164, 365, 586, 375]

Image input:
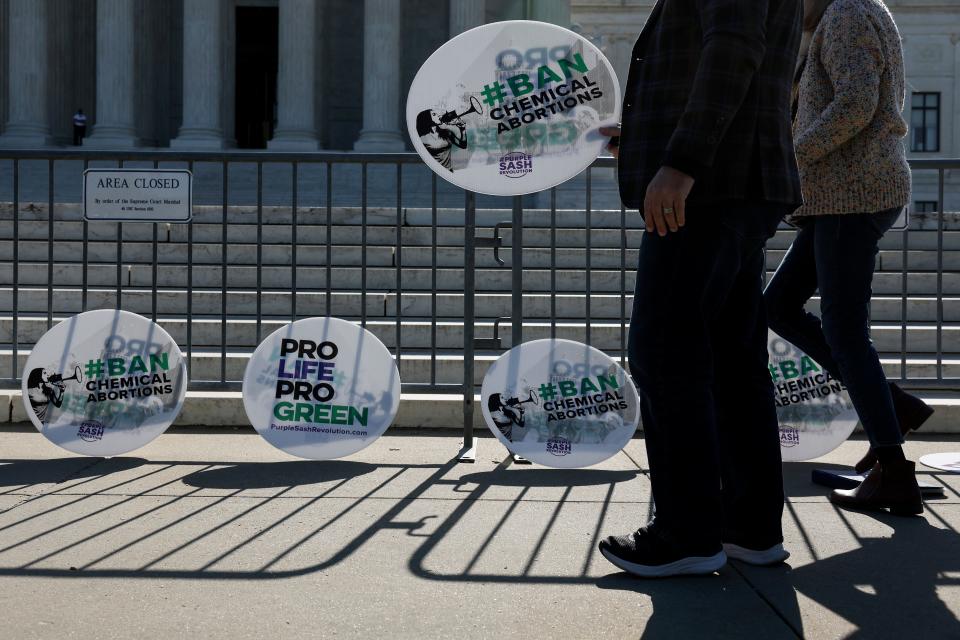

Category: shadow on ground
[0, 457, 146, 491]
[1, 453, 959, 638]
[596, 514, 960, 639]
[181, 460, 377, 489]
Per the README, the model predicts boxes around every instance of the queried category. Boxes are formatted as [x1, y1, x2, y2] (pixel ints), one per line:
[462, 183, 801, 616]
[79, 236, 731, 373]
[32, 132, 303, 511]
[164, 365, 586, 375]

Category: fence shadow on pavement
[3, 450, 960, 638]
[0, 456, 146, 496]
[0, 454, 639, 584]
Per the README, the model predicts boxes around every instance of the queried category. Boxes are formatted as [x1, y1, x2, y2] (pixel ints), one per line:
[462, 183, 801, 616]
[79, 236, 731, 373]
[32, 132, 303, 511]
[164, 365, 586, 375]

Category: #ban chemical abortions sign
[481, 339, 640, 467]
[243, 317, 401, 460]
[407, 20, 621, 196]
[769, 331, 858, 462]
[22, 309, 187, 456]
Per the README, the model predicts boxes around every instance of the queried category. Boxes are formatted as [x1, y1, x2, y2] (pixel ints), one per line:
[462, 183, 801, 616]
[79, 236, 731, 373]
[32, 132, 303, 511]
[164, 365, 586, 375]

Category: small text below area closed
[83, 169, 193, 222]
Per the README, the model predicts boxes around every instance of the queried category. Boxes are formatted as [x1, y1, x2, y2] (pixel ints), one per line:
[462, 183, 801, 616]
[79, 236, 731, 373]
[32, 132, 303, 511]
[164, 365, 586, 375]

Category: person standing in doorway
[597, 0, 803, 577]
[764, 0, 930, 516]
[73, 108, 87, 146]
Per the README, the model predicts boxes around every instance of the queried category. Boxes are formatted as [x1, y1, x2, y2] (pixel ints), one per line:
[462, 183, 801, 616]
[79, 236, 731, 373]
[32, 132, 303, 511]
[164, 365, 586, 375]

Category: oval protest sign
[769, 331, 858, 462]
[407, 20, 620, 196]
[481, 339, 640, 467]
[243, 317, 401, 460]
[22, 310, 187, 456]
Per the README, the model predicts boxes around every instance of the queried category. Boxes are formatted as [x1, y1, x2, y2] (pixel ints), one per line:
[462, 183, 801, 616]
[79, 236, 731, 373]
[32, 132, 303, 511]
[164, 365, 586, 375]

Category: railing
[0, 151, 958, 451]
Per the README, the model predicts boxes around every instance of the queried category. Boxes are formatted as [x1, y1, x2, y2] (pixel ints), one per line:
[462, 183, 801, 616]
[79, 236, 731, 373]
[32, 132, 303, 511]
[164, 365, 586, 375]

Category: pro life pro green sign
[407, 21, 620, 196]
[243, 317, 401, 460]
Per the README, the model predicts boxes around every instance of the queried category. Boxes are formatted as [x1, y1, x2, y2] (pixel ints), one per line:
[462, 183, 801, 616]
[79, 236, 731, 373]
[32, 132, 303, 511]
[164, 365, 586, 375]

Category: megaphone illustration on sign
[48, 365, 83, 386]
[439, 96, 484, 124]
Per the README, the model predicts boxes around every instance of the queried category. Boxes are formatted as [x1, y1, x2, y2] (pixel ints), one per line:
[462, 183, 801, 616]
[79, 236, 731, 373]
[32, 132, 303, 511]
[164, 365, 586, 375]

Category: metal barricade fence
[0, 150, 957, 450]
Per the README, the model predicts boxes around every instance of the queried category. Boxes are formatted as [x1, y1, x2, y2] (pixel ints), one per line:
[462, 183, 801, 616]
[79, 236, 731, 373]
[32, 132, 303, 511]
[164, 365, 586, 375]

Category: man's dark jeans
[764, 209, 904, 449]
[628, 201, 793, 551]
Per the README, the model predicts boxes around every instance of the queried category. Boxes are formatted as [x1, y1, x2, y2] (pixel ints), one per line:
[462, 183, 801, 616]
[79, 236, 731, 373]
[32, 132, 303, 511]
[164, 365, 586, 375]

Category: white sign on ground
[769, 330, 859, 462]
[22, 309, 188, 456]
[243, 317, 401, 460]
[83, 169, 192, 222]
[920, 452, 960, 473]
[481, 339, 640, 468]
[407, 20, 621, 196]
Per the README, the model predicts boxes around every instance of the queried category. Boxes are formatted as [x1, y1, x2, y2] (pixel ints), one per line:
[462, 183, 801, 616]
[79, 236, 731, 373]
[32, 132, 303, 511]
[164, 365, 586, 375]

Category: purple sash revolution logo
[499, 152, 534, 178]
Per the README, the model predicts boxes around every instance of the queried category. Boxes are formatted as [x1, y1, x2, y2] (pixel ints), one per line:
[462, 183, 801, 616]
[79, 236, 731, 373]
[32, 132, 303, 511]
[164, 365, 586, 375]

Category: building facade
[571, 0, 960, 212]
[0, 0, 570, 151]
[0, 0, 956, 207]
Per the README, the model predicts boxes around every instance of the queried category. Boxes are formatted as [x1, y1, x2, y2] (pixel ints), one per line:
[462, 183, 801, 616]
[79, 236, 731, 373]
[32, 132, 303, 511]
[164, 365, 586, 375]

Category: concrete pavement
[1, 427, 959, 639]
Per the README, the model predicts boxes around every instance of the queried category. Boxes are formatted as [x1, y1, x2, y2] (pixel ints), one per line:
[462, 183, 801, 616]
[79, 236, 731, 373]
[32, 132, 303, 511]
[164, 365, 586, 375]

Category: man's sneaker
[722, 542, 790, 566]
[598, 523, 726, 578]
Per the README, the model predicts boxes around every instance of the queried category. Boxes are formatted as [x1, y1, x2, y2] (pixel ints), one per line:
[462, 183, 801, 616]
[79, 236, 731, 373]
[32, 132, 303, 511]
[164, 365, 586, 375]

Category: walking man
[598, 0, 804, 577]
[73, 108, 87, 146]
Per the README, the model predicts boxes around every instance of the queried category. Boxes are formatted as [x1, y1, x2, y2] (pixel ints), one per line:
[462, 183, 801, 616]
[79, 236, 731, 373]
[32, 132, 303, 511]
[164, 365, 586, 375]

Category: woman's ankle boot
[832, 459, 923, 516]
[854, 384, 934, 474]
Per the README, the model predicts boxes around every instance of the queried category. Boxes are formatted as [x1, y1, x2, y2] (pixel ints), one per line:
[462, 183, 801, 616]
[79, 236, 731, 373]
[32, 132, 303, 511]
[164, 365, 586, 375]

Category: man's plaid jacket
[617, 0, 805, 209]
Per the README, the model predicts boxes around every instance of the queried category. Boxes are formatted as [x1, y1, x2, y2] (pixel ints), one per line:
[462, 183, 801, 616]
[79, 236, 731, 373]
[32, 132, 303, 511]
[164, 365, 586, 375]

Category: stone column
[0, 0, 8, 137]
[0, 0, 52, 147]
[171, 0, 225, 149]
[531, 0, 570, 27]
[449, 0, 484, 36]
[222, 0, 237, 148]
[86, 0, 138, 148]
[953, 34, 960, 161]
[353, 0, 405, 151]
[269, 0, 320, 150]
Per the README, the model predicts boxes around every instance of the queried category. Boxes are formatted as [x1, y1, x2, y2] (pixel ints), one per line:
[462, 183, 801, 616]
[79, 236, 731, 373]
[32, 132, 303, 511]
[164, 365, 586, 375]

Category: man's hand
[643, 166, 695, 236]
[599, 126, 621, 159]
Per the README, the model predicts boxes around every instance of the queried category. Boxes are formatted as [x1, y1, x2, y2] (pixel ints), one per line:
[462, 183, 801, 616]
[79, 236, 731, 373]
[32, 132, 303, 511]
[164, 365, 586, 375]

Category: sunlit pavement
[1, 427, 958, 639]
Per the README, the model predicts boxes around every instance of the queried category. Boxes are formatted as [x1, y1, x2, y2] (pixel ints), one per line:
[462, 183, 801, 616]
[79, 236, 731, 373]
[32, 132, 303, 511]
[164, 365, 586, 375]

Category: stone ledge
[4, 391, 960, 433]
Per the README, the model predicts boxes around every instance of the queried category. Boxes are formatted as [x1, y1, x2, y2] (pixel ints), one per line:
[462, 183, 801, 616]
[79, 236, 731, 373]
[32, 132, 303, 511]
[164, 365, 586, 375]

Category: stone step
[3, 202, 650, 228]
[0, 295, 960, 347]
[3, 261, 957, 297]
[5, 243, 960, 273]
[0, 387, 958, 432]
[1, 316, 958, 354]
[3, 389, 960, 432]
[0, 240, 398, 266]
[4, 285, 960, 317]
[0, 350, 955, 388]
[1, 219, 654, 248]
[4, 202, 960, 249]
[0, 255, 960, 295]
[6, 221, 960, 257]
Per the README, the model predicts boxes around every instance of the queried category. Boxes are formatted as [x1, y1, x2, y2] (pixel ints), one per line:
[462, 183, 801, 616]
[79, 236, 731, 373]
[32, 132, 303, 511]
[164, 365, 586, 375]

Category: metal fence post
[511, 195, 523, 346]
[508, 194, 531, 464]
[459, 190, 478, 462]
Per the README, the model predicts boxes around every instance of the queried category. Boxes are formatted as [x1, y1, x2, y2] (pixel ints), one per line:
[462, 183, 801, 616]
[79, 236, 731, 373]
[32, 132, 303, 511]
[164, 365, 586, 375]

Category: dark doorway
[235, 7, 279, 149]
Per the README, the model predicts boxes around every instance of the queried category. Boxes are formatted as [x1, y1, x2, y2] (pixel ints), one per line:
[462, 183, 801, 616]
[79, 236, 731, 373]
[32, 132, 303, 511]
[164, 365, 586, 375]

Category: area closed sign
[83, 169, 192, 222]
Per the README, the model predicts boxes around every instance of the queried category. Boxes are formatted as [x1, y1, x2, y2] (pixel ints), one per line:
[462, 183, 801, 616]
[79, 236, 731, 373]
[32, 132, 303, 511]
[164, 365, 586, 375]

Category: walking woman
[765, 0, 933, 515]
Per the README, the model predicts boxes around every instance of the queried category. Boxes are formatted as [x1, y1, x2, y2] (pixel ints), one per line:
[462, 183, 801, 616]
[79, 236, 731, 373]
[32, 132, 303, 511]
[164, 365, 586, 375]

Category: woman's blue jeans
[764, 208, 904, 448]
